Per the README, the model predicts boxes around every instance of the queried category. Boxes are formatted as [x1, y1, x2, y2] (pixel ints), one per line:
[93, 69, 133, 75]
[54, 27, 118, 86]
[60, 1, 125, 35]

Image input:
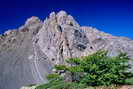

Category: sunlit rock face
[0, 10, 133, 89]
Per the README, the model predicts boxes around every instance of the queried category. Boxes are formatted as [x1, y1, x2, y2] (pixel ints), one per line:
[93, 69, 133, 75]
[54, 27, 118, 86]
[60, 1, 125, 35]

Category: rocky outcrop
[36, 10, 133, 65]
[0, 10, 133, 89]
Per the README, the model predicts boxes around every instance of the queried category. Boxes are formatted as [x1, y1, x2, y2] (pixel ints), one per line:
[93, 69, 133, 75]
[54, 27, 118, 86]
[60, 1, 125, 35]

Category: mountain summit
[0, 11, 133, 89]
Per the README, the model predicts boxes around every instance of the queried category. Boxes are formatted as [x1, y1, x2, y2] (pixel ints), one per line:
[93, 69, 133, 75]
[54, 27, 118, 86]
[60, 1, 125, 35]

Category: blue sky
[0, 0, 133, 39]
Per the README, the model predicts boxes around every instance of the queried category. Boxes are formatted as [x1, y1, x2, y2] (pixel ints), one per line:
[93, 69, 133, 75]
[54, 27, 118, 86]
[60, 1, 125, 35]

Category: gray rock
[0, 11, 133, 89]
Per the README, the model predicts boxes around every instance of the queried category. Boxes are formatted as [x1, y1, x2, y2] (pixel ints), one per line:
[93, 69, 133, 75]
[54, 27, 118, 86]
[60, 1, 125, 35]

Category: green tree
[36, 50, 133, 89]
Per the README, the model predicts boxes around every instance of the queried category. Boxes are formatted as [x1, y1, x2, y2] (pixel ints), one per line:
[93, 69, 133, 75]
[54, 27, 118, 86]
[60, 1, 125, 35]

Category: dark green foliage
[36, 50, 133, 89]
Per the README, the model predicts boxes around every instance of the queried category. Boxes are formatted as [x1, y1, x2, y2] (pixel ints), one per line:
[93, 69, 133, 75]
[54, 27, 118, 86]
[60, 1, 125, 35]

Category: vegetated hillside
[0, 11, 133, 89]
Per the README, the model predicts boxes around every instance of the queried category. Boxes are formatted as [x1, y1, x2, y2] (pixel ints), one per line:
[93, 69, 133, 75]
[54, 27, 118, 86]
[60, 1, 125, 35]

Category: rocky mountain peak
[0, 11, 133, 89]
[47, 11, 80, 27]
[57, 10, 67, 17]
[25, 16, 41, 26]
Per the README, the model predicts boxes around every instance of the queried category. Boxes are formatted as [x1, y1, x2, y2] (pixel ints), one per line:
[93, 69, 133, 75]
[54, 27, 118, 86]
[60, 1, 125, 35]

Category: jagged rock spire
[47, 10, 80, 27]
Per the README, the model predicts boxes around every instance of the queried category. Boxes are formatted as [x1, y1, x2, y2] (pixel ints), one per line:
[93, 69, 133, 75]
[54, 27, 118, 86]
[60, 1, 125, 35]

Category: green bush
[36, 50, 133, 89]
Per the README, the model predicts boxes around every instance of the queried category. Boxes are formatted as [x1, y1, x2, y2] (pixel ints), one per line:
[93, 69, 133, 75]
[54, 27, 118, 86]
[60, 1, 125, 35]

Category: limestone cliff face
[0, 11, 133, 89]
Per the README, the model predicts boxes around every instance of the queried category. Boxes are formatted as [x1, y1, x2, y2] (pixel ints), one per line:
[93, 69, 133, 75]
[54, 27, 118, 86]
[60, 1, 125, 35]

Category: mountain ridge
[0, 10, 133, 89]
